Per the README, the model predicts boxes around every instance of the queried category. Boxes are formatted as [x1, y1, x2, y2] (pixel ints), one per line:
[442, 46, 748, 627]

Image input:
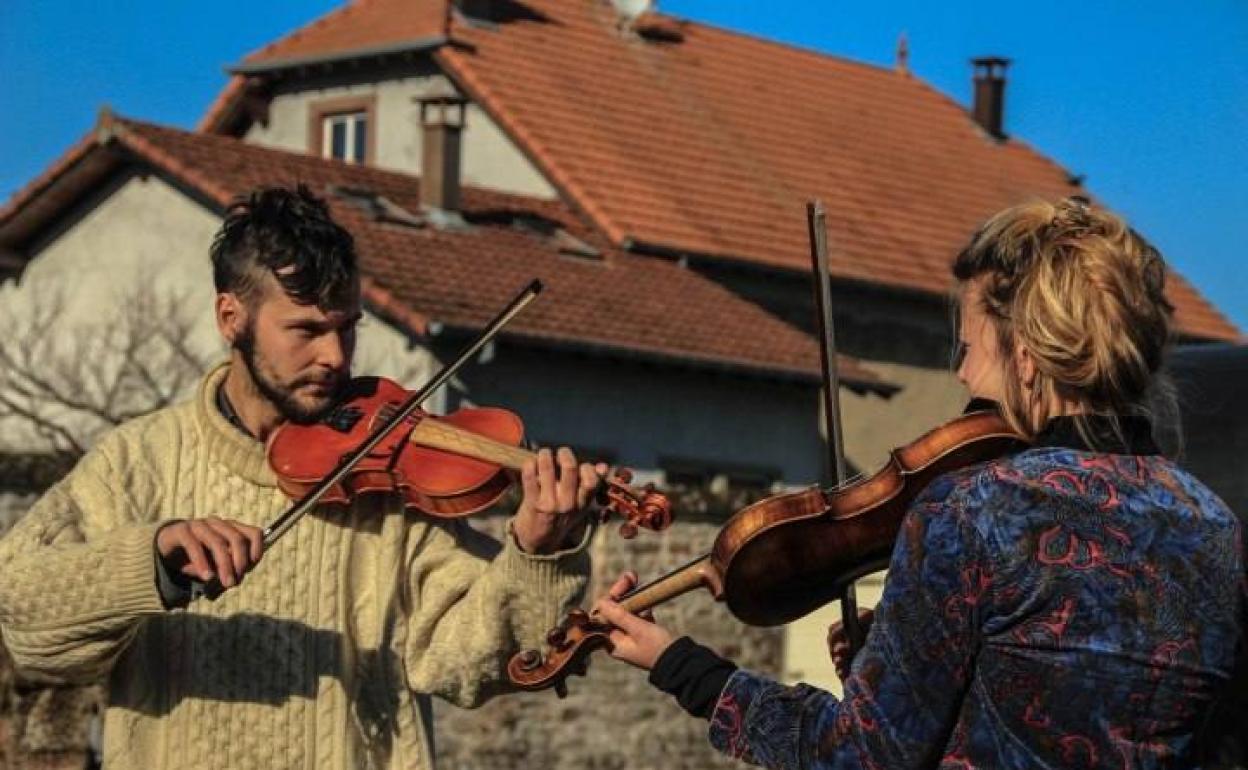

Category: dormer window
[324, 112, 367, 163]
[309, 96, 376, 165]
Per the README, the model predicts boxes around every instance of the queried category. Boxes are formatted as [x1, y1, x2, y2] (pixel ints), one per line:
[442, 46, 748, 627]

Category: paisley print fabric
[708, 447, 1244, 769]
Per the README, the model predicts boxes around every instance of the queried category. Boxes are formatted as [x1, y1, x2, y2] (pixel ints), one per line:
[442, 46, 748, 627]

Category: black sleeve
[152, 522, 191, 610]
[647, 636, 738, 719]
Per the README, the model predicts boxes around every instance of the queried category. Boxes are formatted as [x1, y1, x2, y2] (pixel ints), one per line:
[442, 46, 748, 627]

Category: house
[0, 0, 1239, 766]
[194, 0, 1238, 470]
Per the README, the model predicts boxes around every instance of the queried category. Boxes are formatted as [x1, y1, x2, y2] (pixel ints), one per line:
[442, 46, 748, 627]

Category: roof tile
[3, 118, 886, 388]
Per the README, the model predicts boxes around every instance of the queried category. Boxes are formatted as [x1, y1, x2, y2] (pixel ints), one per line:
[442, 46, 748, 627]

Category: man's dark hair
[211, 184, 357, 307]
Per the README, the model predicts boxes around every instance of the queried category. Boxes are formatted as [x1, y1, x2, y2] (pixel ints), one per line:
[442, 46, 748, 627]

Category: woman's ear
[1014, 341, 1038, 392]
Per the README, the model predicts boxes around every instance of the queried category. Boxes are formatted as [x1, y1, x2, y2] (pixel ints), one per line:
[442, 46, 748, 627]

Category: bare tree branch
[0, 282, 213, 460]
[0, 390, 85, 457]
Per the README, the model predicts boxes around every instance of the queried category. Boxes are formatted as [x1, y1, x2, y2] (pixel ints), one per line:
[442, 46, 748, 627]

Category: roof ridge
[653, 8, 905, 81]
[241, 0, 364, 63]
[899, 71, 1084, 187]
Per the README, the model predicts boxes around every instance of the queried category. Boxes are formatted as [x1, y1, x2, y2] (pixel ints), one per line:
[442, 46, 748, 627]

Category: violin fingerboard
[408, 418, 533, 471]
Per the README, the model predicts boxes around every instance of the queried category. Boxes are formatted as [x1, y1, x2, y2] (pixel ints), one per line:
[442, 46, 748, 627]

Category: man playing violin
[596, 197, 1244, 769]
[0, 185, 600, 769]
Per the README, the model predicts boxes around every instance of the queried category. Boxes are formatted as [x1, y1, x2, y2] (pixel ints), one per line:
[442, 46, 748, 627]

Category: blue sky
[1, 1, 1244, 332]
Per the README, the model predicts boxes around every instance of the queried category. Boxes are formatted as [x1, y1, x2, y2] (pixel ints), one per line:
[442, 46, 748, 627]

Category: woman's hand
[593, 571, 675, 671]
[827, 608, 875, 682]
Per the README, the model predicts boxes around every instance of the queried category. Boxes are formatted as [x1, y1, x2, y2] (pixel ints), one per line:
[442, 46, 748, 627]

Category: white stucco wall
[245, 71, 557, 200]
[0, 172, 437, 452]
[10, 173, 223, 344]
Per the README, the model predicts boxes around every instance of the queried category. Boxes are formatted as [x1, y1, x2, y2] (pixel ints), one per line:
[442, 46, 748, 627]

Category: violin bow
[190, 279, 544, 600]
[805, 201, 866, 655]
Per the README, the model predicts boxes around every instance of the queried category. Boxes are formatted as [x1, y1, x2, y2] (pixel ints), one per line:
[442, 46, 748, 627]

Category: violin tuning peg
[618, 521, 638, 540]
[555, 680, 569, 699]
[517, 649, 543, 672]
[546, 627, 567, 648]
[643, 482, 656, 494]
[567, 608, 590, 624]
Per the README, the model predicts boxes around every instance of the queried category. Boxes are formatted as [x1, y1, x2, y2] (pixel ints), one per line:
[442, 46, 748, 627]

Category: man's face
[233, 275, 361, 424]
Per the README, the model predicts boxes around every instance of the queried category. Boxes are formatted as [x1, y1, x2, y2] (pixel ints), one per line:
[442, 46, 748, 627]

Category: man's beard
[234, 323, 346, 425]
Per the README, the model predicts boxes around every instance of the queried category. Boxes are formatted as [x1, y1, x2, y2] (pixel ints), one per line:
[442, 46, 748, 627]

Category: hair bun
[953, 197, 1174, 436]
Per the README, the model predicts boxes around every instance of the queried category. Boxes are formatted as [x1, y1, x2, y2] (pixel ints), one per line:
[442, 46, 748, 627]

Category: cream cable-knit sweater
[0, 364, 590, 769]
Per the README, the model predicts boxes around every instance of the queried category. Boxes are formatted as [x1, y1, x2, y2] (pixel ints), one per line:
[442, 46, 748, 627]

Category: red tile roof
[207, 0, 1239, 342]
[197, 74, 248, 134]
[0, 116, 887, 390]
[240, 0, 446, 67]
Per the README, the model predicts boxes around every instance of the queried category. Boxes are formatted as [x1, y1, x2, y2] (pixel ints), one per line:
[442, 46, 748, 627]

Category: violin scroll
[598, 469, 673, 539]
[509, 608, 609, 698]
[509, 554, 721, 695]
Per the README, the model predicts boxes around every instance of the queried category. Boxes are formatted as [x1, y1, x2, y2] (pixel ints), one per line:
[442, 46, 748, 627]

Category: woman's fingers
[606, 571, 638, 601]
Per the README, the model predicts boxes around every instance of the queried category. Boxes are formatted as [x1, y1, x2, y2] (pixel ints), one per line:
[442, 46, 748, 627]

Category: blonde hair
[953, 196, 1175, 445]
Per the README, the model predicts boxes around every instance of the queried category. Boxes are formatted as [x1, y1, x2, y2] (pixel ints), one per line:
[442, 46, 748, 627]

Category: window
[308, 96, 376, 165]
[322, 112, 368, 164]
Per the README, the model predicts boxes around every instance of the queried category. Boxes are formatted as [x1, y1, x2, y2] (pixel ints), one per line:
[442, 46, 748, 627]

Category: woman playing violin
[597, 197, 1244, 769]
[0, 185, 603, 769]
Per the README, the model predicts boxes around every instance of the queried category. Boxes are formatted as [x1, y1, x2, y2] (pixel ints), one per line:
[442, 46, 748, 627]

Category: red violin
[266, 376, 673, 538]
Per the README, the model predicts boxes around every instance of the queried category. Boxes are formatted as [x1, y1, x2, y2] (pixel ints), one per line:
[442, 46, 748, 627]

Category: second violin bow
[806, 201, 866, 654]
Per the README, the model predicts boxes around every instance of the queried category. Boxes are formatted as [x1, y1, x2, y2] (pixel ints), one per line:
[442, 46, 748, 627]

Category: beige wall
[0, 173, 438, 452]
[780, 360, 969, 694]
[245, 72, 557, 200]
[839, 360, 971, 474]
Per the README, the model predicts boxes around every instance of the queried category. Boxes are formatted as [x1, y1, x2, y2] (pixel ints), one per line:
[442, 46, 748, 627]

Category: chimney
[419, 95, 467, 213]
[971, 57, 1010, 140]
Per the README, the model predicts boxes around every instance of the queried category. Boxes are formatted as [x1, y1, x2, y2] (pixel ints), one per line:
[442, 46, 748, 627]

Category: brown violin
[267, 376, 673, 538]
[507, 408, 1027, 694]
